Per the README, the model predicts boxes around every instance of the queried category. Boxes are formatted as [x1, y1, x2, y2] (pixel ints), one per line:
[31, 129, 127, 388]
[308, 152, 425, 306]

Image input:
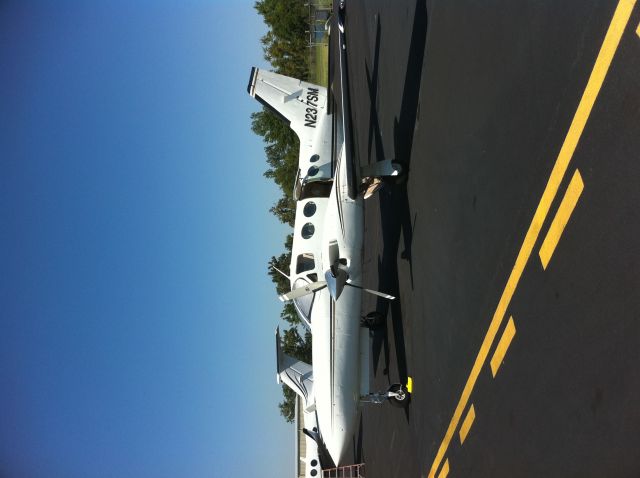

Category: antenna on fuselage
[271, 265, 291, 282]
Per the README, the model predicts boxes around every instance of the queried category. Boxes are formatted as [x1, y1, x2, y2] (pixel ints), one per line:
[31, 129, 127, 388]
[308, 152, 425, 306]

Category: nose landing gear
[360, 377, 413, 408]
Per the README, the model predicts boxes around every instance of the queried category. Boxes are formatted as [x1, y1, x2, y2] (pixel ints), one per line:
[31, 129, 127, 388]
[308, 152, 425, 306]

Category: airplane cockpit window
[293, 278, 315, 321]
[301, 223, 315, 239]
[296, 253, 315, 274]
[303, 202, 317, 217]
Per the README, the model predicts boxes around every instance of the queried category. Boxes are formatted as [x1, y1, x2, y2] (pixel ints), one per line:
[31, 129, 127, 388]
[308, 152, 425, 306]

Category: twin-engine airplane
[249, 3, 410, 470]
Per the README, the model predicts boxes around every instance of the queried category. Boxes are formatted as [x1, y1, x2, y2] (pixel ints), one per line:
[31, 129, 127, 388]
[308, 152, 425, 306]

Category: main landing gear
[360, 160, 408, 198]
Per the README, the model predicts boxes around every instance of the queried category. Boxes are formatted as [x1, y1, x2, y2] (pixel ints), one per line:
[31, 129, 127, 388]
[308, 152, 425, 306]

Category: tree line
[252, 0, 313, 423]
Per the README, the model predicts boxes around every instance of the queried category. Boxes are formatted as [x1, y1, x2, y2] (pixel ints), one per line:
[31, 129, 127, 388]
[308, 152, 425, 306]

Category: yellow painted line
[427, 2, 635, 477]
[459, 404, 476, 445]
[539, 170, 585, 269]
[437, 459, 450, 478]
[490, 317, 517, 377]
[637, 21, 640, 36]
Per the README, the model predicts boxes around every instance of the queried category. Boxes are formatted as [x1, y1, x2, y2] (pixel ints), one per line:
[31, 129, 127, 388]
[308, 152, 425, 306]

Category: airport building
[295, 396, 307, 478]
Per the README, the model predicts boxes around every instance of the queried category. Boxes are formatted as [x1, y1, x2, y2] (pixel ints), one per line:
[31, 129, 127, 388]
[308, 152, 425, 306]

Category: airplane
[249, 2, 411, 469]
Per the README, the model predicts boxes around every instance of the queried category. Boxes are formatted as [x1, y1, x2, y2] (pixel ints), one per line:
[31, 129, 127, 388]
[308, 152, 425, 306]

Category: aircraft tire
[386, 161, 408, 185]
[388, 383, 410, 408]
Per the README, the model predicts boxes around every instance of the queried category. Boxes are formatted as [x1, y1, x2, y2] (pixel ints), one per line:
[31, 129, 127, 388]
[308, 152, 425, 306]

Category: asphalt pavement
[331, 1, 640, 476]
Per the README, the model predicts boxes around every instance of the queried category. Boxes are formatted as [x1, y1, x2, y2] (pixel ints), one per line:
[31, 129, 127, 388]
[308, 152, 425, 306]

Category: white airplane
[250, 3, 411, 469]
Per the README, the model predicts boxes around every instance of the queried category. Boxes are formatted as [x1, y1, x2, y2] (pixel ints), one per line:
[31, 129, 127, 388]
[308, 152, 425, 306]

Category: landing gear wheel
[388, 383, 410, 408]
[360, 311, 384, 329]
[386, 161, 408, 185]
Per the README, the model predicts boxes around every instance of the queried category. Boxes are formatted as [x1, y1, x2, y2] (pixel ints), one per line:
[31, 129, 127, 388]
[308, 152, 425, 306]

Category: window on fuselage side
[296, 253, 315, 274]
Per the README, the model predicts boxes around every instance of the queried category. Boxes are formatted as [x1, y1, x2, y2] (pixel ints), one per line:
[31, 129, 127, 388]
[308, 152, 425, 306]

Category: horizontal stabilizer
[275, 327, 314, 406]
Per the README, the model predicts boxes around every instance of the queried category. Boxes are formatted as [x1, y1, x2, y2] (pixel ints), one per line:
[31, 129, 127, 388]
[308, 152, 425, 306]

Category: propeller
[324, 262, 349, 300]
[279, 259, 395, 302]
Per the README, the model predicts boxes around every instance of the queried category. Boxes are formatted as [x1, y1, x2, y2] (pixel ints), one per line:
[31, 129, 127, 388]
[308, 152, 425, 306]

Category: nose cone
[324, 268, 348, 301]
[324, 408, 358, 467]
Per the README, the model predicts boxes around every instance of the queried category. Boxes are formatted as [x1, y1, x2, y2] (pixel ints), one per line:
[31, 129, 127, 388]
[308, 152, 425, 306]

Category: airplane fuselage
[250, 62, 370, 467]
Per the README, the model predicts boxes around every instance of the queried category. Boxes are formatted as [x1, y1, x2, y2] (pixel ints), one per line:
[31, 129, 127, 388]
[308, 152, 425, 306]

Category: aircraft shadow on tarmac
[366, 0, 428, 424]
[352, 415, 364, 464]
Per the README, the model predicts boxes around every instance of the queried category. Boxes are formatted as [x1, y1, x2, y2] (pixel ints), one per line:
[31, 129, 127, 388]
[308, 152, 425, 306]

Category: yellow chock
[406, 376, 413, 394]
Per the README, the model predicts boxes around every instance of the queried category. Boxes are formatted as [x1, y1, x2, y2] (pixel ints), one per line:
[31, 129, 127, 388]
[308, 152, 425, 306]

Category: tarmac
[330, 1, 640, 476]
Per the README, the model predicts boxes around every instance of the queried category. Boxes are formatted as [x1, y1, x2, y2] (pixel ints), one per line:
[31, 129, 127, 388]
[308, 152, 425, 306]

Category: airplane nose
[325, 266, 348, 300]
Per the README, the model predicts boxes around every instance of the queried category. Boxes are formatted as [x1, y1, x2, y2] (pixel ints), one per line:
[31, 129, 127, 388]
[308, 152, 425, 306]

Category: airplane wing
[336, 3, 359, 200]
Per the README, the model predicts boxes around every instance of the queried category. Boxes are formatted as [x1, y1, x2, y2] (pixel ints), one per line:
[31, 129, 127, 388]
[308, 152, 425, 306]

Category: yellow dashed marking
[437, 459, 450, 478]
[459, 404, 476, 445]
[539, 170, 585, 269]
[427, 2, 635, 476]
[636, 21, 640, 36]
[490, 317, 517, 377]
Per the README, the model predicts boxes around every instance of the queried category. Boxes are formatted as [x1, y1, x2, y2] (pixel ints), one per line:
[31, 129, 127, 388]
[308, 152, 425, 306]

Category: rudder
[248, 68, 328, 144]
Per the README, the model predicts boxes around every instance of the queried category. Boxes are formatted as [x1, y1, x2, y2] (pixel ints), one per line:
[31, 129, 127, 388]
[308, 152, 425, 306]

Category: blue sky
[0, 1, 294, 477]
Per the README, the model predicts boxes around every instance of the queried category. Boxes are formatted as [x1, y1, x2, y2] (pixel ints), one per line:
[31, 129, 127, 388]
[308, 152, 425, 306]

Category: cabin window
[307, 165, 319, 177]
[310, 154, 319, 162]
[303, 201, 317, 217]
[310, 470, 317, 477]
[301, 223, 315, 239]
[296, 253, 315, 274]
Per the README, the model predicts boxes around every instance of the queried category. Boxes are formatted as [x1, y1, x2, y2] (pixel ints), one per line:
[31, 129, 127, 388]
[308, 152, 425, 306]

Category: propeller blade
[362, 288, 395, 300]
[279, 281, 327, 302]
[345, 282, 395, 300]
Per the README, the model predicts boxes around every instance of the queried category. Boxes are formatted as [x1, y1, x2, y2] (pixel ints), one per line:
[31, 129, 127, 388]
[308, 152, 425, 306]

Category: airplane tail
[247, 68, 328, 144]
[275, 327, 314, 407]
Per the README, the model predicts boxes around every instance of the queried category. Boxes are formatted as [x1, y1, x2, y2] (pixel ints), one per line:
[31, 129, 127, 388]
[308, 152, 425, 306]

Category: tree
[282, 327, 312, 363]
[254, 0, 309, 81]
[270, 195, 296, 227]
[266, 233, 294, 295]
[268, 252, 292, 295]
[280, 302, 301, 325]
[284, 233, 293, 252]
[250, 109, 299, 194]
[251, 0, 307, 199]
[278, 385, 297, 423]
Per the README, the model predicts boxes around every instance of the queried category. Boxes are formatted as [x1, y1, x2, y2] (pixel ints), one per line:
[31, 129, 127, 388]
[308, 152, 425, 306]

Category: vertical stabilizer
[247, 68, 328, 146]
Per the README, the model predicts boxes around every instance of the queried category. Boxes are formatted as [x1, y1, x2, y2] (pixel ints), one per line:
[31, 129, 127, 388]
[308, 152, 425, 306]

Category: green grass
[307, 1, 331, 87]
[309, 43, 329, 87]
